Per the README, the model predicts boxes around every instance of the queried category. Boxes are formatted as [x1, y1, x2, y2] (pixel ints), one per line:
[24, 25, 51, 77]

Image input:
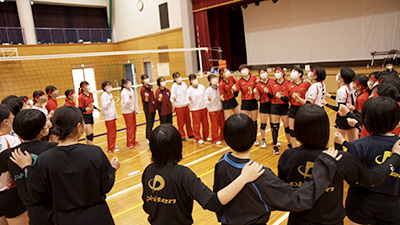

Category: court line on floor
[115, 145, 216, 184]
[111, 109, 337, 220]
[111, 131, 287, 219]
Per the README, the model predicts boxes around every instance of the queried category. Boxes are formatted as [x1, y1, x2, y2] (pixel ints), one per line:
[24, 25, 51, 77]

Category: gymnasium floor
[84, 83, 349, 225]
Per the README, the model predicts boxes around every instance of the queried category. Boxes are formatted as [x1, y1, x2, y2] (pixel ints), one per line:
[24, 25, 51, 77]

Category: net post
[198, 48, 203, 77]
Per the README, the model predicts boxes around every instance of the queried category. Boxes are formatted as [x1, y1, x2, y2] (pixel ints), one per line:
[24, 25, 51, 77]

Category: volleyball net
[0, 47, 213, 102]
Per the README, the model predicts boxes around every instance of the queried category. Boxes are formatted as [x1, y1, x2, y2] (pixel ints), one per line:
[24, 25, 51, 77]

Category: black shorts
[28, 203, 57, 225]
[241, 99, 258, 111]
[57, 202, 114, 225]
[346, 187, 400, 224]
[259, 102, 271, 114]
[0, 188, 27, 218]
[335, 114, 351, 130]
[84, 113, 94, 125]
[270, 104, 289, 116]
[289, 105, 301, 119]
[222, 98, 239, 110]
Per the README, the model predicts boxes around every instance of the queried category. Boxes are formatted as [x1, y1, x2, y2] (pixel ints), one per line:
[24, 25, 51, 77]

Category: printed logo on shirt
[146, 175, 177, 205]
[298, 161, 314, 179]
[292, 161, 335, 192]
[375, 151, 392, 165]
[148, 175, 165, 193]
[375, 151, 400, 178]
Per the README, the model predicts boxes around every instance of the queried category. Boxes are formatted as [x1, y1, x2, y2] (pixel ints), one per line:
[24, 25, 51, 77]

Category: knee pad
[290, 129, 295, 137]
[260, 123, 267, 130]
[86, 134, 94, 141]
[285, 126, 290, 134]
[271, 123, 280, 131]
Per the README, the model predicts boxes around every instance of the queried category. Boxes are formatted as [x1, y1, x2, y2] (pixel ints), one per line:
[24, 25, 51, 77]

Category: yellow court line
[112, 108, 335, 219]
[112, 134, 287, 219]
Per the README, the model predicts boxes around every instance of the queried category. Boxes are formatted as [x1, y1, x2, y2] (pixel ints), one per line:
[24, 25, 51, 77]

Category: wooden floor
[84, 91, 350, 225]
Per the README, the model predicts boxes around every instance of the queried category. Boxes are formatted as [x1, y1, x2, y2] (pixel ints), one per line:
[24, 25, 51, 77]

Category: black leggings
[160, 113, 172, 124]
[145, 111, 156, 139]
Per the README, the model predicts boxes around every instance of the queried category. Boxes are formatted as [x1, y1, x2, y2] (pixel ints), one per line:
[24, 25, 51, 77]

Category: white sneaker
[198, 140, 204, 144]
[254, 140, 259, 146]
[276, 142, 281, 147]
[261, 140, 267, 149]
[206, 137, 212, 142]
[215, 141, 222, 145]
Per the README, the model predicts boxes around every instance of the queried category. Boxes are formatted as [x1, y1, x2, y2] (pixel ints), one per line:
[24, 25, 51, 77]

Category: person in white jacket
[121, 78, 139, 149]
[100, 81, 119, 153]
[205, 74, 224, 145]
[187, 74, 210, 144]
[170, 72, 194, 142]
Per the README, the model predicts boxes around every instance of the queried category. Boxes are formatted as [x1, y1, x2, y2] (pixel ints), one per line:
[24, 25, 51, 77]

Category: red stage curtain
[194, 11, 212, 71]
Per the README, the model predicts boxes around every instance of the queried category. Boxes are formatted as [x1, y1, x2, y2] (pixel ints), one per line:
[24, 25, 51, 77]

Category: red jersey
[64, 101, 76, 107]
[288, 80, 311, 106]
[236, 75, 257, 100]
[256, 79, 272, 103]
[45, 97, 58, 112]
[268, 79, 290, 105]
[155, 88, 173, 116]
[354, 91, 369, 111]
[219, 76, 237, 101]
[78, 92, 94, 114]
[140, 85, 158, 114]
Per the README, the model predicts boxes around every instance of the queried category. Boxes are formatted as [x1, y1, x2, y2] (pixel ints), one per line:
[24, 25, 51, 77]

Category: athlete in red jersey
[64, 89, 76, 107]
[288, 67, 311, 147]
[45, 85, 59, 115]
[268, 67, 291, 154]
[78, 81, 100, 145]
[254, 69, 272, 148]
[219, 68, 239, 120]
[236, 64, 259, 146]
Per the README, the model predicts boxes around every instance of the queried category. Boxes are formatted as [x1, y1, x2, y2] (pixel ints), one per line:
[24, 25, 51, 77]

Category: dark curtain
[32, 4, 108, 28]
[32, 4, 108, 43]
[0, 2, 20, 27]
[0, 2, 23, 44]
[208, 8, 232, 69]
[194, 11, 212, 71]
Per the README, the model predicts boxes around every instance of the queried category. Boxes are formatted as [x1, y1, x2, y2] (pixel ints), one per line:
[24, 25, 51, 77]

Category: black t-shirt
[142, 163, 222, 225]
[349, 135, 400, 196]
[0, 140, 57, 206]
[278, 146, 399, 224]
[213, 152, 337, 225]
[28, 143, 116, 211]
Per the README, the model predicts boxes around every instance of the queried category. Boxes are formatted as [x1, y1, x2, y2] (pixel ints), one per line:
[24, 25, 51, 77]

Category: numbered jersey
[78, 92, 94, 114]
[236, 75, 257, 100]
[288, 80, 311, 106]
[219, 76, 237, 101]
[268, 79, 290, 105]
[256, 80, 272, 103]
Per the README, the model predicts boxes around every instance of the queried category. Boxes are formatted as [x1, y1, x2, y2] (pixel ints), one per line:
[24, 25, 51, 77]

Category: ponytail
[52, 106, 84, 140]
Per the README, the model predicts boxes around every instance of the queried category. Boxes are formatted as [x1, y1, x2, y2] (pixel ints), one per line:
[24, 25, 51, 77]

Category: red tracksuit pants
[105, 119, 117, 151]
[209, 110, 224, 143]
[175, 106, 194, 139]
[192, 108, 209, 141]
[123, 113, 137, 147]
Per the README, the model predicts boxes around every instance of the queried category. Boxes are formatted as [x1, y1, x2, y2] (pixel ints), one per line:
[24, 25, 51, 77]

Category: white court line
[107, 125, 279, 200]
[272, 212, 289, 225]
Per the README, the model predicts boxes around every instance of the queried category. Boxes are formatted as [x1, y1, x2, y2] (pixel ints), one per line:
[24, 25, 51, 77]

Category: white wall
[113, 0, 183, 42]
[243, 0, 400, 65]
